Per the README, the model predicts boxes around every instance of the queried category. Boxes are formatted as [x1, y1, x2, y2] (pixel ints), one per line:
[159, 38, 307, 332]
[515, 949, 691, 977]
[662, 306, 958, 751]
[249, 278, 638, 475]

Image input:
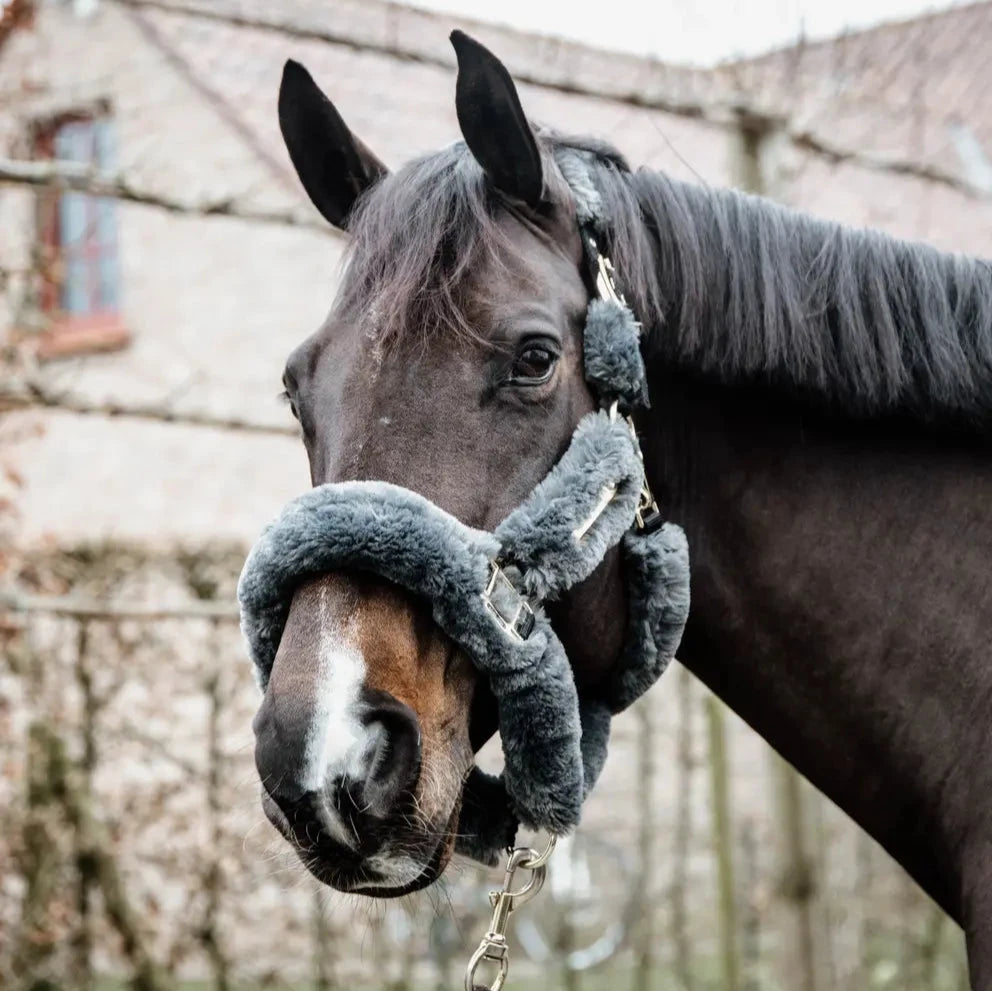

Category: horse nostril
[356, 689, 422, 818]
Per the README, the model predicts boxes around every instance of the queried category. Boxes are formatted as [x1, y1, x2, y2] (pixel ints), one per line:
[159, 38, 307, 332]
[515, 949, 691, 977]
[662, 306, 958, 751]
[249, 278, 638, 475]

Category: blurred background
[2, 1, 991, 989]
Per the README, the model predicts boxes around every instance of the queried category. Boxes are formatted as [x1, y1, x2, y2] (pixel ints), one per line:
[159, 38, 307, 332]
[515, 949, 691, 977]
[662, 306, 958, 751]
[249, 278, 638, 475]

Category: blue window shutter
[51, 116, 120, 315]
[94, 118, 115, 169]
[95, 120, 119, 308]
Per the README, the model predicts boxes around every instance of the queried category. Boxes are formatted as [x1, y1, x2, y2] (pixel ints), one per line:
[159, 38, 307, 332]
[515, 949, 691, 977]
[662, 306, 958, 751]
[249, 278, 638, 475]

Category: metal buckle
[634, 486, 664, 533]
[572, 484, 618, 542]
[589, 235, 625, 306]
[621, 409, 664, 534]
[482, 562, 536, 641]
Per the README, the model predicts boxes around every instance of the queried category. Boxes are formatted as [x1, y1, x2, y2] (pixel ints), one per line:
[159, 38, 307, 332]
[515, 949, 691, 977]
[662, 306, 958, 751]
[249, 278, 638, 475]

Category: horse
[251, 30, 992, 984]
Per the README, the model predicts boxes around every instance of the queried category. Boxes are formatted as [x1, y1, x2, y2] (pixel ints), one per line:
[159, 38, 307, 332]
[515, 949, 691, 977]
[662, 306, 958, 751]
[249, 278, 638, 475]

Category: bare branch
[111, 0, 718, 119]
[0, 157, 335, 233]
[1, 590, 240, 622]
[0, 379, 298, 437]
[787, 126, 985, 196]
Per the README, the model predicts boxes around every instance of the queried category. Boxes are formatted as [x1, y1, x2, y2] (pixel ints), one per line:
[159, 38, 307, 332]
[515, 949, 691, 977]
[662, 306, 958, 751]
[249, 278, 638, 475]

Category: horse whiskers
[413, 744, 465, 819]
[259, 851, 312, 883]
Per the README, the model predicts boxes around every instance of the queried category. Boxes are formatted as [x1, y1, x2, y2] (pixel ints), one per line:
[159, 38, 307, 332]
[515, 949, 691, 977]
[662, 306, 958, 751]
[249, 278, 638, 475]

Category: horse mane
[583, 146, 992, 425]
[337, 132, 992, 425]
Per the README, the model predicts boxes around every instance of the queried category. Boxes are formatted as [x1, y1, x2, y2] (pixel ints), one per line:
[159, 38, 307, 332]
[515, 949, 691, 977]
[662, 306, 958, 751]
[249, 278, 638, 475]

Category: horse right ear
[278, 60, 388, 230]
[450, 30, 543, 207]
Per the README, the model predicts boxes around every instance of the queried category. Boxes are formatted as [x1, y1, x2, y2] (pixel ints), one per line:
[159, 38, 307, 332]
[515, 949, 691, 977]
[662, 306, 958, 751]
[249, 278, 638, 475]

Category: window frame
[33, 110, 130, 359]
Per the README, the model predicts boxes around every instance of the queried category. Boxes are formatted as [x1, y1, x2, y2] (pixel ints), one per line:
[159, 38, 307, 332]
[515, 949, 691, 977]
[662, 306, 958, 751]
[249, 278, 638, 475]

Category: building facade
[1, 1, 989, 986]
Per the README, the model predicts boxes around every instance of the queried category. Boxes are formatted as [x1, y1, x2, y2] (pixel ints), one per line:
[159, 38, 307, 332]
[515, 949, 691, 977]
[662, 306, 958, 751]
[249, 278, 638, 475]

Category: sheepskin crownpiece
[238, 149, 691, 865]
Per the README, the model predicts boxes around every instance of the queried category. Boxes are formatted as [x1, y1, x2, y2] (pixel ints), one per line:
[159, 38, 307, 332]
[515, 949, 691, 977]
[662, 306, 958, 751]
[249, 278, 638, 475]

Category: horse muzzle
[248, 572, 471, 893]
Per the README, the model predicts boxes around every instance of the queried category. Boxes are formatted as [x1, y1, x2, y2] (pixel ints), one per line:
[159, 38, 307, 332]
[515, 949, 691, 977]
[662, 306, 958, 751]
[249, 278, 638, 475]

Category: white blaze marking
[299, 585, 369, 848]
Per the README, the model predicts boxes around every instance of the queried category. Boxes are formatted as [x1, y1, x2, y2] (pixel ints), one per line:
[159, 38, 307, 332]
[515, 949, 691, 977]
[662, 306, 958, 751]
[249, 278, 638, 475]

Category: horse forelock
[333, 142, 511, 350]
[331, 135, 630, 353]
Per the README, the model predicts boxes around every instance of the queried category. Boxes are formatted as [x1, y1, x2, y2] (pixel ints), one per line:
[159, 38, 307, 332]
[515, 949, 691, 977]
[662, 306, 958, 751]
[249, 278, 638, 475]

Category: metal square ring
[482, 562, 536, 641]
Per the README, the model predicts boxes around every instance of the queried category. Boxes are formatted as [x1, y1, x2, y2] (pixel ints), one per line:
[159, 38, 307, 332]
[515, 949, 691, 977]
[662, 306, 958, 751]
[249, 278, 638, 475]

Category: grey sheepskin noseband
[238, 149, 691, 865]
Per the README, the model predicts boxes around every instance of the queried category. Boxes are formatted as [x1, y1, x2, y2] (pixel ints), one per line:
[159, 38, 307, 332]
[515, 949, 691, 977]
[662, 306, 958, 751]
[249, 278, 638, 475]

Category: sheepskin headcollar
[238, 151, 691, 865]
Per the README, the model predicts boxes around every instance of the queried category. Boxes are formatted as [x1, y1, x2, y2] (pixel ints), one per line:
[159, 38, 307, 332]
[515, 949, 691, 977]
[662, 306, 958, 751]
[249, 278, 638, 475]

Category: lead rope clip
[464, 836, 557, 991]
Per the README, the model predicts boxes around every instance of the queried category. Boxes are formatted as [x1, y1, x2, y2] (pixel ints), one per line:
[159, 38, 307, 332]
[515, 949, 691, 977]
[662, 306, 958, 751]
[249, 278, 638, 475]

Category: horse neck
[638, 368, 992, 921]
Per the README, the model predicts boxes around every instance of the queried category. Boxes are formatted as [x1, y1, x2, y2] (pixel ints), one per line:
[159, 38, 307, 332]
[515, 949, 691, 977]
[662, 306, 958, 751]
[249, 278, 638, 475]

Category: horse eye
[279, 389, 300, 421]
[510, 344, 557, 384]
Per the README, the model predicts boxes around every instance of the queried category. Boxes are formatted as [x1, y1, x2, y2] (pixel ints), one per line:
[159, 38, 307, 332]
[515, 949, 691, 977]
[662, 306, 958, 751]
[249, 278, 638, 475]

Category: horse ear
[450, 30, 543, 207]
[278, 59, 388, 230]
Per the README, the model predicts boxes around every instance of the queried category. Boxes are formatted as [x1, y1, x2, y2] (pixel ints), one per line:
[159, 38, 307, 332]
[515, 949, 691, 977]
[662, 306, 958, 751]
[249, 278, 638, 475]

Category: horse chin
[352, 796, 463, 898]
[261, 788, 461, 897]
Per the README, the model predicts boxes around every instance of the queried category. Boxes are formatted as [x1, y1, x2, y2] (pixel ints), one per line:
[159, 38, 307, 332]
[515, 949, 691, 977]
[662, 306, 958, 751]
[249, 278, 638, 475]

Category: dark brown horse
[251, 31, 992, 985]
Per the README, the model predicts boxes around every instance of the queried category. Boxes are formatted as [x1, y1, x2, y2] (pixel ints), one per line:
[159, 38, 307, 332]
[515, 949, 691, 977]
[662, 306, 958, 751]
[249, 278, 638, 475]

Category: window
[35, 114, 129, 358]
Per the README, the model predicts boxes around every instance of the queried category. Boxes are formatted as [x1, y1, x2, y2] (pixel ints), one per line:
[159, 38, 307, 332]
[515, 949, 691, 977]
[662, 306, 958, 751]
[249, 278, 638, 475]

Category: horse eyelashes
[278, 389, 300, 420]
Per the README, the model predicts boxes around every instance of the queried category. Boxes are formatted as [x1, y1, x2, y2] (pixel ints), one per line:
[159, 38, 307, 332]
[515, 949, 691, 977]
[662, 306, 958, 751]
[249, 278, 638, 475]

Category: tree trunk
[739, 817, 761, 991]
[72, 621, 97, 991]
[312, 888, 334, 991]
[201, 650, 230, 991]
[706, 693, 739, 991]
[769, 753, 820, 991]
[670, 664, 695, 990]
[729, 116, 825, 991]
[633, 697, 657, 991]
[12, 720, 66, 991]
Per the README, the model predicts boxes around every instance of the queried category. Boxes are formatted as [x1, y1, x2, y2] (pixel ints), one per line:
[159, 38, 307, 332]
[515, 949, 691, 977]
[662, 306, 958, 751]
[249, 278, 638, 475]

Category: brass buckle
[481, 562, 536, 642]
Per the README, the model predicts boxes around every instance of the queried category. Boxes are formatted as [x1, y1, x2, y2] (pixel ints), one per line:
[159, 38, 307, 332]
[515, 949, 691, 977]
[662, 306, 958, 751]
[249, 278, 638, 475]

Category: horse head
[252, 33, 630, 895]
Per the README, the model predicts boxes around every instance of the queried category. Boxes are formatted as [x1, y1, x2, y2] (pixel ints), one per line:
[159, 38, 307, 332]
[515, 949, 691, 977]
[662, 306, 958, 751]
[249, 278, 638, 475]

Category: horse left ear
[450, 30, 544, 207]
[278, 59, 388, 230]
